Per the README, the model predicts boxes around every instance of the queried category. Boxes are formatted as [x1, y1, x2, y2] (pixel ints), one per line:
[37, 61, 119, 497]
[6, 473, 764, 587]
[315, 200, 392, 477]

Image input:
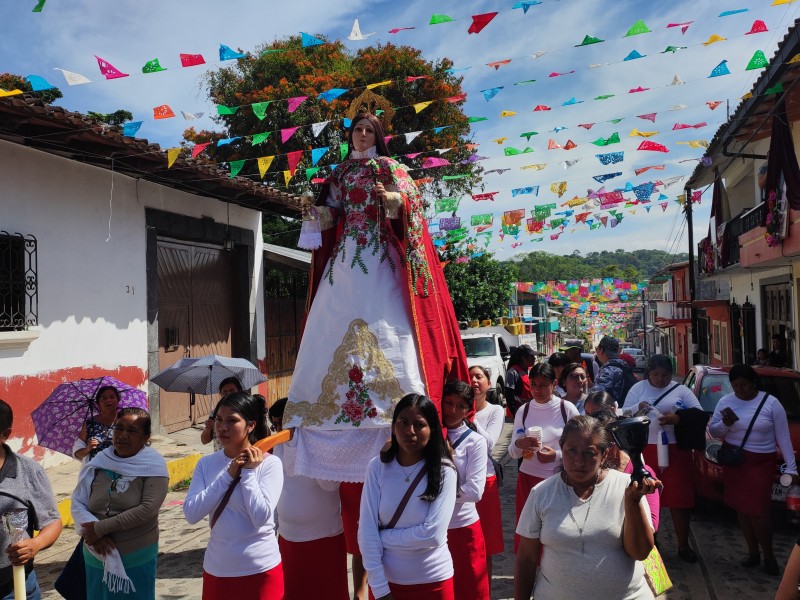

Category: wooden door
[763, 283, 793, 368]
[156, 240, 234, 432]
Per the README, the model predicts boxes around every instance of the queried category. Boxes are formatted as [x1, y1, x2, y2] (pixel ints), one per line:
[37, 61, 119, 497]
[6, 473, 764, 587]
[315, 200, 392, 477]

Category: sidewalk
[45, 425, 213, 527]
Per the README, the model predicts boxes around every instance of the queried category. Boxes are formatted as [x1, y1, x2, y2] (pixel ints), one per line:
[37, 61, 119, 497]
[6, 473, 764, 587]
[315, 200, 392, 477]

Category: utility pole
[641, 289, 648, 356]
[685, 186, 699, 368]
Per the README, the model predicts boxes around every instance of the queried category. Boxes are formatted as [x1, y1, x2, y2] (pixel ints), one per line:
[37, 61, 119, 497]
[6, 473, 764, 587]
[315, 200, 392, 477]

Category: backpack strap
[451, 429, 472, 450]
[738, 394, 771, 450]
[651, 384, 681, 409]
[560, 399, 568, 425]
[210, 475, 241, 529]
[384, 465, 429, 529]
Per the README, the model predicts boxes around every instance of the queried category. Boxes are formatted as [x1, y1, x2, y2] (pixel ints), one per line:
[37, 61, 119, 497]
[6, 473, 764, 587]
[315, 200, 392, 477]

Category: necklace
[398, 460, 423, 482]
[562, 470, 602, 554]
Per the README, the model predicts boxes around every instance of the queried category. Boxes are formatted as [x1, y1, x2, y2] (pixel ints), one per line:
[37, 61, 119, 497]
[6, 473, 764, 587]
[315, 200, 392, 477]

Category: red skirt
[339, 481, 364, 556]
[723, 450, 776, 516]
[515, 471, 545, 552]
[643, 443, 695, 509]
[370, 579, 454, 600]
[202, 563, 284, 600]
[447, 521, 489, 600]
[476, 475, 504, 556]
[278, 533, 348, 600]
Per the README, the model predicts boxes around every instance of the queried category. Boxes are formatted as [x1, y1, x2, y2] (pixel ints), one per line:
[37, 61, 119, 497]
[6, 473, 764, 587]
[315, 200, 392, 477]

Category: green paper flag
[520, 131, 539, 141]
[663, 46, 683, 53]
[746, 50, 768, 71]
[765, 82, 784, 95]
[443, 174, 469, 180]
[505, 147, 534, 156]
[502, 224, 520, 235]
[229, 160, 245, 178]
[550, 218, 566, 229]
[625, 19, 651, 37]
[339, 143, 349, 160]
[430, 14, 455, 24]
[305, 167, 321, 180]
[142, 58, 166, 73]
[595, 94, 615, 100]
[447, 227, 468, 242]
[32, 0, 46, 12]
[609, 119, 624, 124]
[577, 35, 603, 46]
[251, 132, 271, 145]
[515, 79, 537, 85]
[436, 197, 460, 213]
[471, 213, 493, 226]
[252, 102, 271, 120]
[217, 105, 240, 115]
[468, 116, 488, 123]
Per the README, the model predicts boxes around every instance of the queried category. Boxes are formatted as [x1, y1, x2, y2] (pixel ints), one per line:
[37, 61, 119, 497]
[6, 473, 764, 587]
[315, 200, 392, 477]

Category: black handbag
[54, 538, 87, 600]
[716, 394, 770, 467]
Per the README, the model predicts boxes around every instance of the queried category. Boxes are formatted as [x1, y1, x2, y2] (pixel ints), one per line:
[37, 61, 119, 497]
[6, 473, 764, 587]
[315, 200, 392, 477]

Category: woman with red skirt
[442, 381, 490, 599]
[359, 394, 458, 600]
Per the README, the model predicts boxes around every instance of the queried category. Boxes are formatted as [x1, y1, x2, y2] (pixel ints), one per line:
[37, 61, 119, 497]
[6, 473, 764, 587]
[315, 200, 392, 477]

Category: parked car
[683, 364, 800, 504]
[623, 347, 647, 371]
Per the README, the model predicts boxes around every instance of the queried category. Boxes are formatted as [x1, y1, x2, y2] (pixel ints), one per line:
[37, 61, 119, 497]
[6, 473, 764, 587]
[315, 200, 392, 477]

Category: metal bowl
[705, 439, 722, 463]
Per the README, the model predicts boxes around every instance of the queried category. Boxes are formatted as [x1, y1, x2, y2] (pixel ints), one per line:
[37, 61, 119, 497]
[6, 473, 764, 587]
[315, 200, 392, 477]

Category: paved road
[33, 427, 799, 599]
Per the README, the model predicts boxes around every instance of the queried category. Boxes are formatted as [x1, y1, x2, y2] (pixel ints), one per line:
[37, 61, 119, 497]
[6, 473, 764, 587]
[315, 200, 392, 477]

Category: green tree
[0, 72, 62, 104]
[507, 251, 591, 282]
[443, 254, 517, 322]
[87, 109, 133, 126]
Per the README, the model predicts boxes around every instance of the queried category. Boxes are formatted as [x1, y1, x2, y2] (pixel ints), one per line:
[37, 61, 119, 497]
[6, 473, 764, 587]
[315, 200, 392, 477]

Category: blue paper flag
[593, 172, 622, 183]
[318, 88, 348, 102]
[343, 117, 352, 128]
[658, 194, 668, 201]
[445, 67, 472, 74]
[624, 50, 644, 61]
[596, 152, 624, 165]
[709, 60, 730, 78]
[633, 183, 655, 201]
[219, 44, 246, 61]
[217, 137, 241, 146]
[300, 32, 325, 47]
[433, 126, 451, 134]
[25, 74, 55, 91]
[512, 1, 542, 13]
[512, 186, 540, 197]
[719, 9, 748, 16]
[562, 97, 583, 106]
[481, 87, 503, 101]
[122, 121, 143, 137]
[311, 147, 329, 166]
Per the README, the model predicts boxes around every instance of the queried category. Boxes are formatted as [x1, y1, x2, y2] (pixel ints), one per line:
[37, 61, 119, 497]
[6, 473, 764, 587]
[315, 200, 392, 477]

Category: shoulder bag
[716, 394, 770, 467]
[210, 474, 241, 528]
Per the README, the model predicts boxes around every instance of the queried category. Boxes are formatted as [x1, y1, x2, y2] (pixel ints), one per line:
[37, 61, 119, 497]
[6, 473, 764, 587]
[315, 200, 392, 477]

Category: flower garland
[764, 189, 783, 247]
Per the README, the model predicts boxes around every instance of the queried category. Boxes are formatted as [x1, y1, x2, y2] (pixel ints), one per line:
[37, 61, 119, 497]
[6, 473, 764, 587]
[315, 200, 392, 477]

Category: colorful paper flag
[638, 141, 669, 152]
[709, 60, 730, 77]
[625, 19, 651, 36]
[301, 32, 325, 47]
[191, 142, 212, 158]
[153, 105, 175, 119]
[469, 13, 498, 34]
[219, 45, 245, 61]
[429, 14, 455, 24]
[54, 68, 92, 85]
[229, 160, 245, 178]
[122, 121, 142, 137]
[257, 156, 274, 178]
[281, 127, 300, 144]
[251, 132, 270, 145]
[94, 56, 128, 79]
[142, 58, 166, 73]
[318, 88, 348, 102]
[286, 150, 303, 176]
[180, 53, 205, 67]
[25, 75, 54, 91]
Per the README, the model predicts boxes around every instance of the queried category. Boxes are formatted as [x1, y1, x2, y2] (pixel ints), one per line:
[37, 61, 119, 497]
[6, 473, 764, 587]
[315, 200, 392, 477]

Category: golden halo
[346, 89, 394, 130]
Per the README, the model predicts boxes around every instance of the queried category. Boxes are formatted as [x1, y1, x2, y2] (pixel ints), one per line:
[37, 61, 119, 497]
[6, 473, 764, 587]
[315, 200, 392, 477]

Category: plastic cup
[526, 426, 543, 454]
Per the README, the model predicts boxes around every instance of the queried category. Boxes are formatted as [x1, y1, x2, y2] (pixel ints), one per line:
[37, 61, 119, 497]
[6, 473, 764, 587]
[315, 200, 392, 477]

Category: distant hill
[504, 249, 689, 283]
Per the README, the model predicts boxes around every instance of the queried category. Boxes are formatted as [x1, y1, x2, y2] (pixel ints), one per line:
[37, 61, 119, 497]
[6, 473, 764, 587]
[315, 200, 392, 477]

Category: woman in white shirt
[358, 393, 458, 600]
[470, 366, 505, 578]
[709, 363, 798, 576]
[509, 363, 579, 551]
[184, 392, 284, 599]
[442, 381, 489, 600]
[622, 354, 703, 563]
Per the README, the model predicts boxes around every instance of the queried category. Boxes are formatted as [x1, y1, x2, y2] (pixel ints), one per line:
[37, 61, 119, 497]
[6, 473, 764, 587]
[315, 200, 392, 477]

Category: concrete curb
[55, 452, 202, 527]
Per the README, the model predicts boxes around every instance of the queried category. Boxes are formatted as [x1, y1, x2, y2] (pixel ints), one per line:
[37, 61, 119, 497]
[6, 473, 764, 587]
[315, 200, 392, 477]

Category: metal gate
[156, 240, 234, 432]
[763, 282, 793, 368]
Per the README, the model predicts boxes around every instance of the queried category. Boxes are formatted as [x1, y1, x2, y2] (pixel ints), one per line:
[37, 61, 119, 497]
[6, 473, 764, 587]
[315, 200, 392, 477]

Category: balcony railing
[655, 301, 691, 323]
[740, 202, 765, 234]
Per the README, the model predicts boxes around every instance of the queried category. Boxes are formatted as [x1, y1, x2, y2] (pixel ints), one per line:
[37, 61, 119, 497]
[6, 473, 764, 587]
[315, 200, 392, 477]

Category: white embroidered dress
[285, 147, 426, 482]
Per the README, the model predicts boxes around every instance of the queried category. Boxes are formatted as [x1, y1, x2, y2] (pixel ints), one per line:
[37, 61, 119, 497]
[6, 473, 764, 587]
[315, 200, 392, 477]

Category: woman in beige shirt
[71, 408, 169, 598]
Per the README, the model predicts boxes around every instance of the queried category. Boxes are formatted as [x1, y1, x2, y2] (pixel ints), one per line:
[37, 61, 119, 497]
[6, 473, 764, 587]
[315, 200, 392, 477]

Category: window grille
[0, 232, 38, 331]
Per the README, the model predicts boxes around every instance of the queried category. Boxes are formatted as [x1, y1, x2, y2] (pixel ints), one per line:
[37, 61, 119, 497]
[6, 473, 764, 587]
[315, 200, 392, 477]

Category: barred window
[0, 232, 38, 331]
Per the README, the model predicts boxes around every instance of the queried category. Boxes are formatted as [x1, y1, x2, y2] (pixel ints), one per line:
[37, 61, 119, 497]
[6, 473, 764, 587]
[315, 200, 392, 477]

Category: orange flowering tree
[185, 36, 481, 204]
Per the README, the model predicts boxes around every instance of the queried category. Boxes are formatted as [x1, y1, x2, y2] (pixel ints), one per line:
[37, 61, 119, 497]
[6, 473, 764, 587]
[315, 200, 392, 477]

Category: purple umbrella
[31, 376, 149, 456]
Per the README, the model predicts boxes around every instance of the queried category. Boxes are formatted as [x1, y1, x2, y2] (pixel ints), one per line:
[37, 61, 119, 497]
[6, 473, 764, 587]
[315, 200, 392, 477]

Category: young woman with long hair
[184, 392, 283, 599]
[358, 394, 458, 600]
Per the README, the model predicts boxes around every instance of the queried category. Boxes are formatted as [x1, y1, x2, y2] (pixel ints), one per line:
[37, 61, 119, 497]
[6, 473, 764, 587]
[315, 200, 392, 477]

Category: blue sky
[2, 0, 798, 261]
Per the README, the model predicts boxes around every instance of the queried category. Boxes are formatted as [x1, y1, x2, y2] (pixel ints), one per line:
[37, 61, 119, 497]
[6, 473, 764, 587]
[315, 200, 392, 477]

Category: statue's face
[352, 119, 376, 152]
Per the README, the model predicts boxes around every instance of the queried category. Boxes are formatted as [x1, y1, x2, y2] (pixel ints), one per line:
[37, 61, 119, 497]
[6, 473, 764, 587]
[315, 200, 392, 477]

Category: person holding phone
[709, 364, 797, 576]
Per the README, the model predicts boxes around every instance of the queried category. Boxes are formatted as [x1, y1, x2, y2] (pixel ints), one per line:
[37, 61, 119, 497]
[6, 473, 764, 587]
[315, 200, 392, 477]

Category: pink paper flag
[286, 150, 303, 176]
[638, 113, 657, 122]
[407, 75, 430, 82]
[281, 126, 300, 144]
[191, 142, 212, 158]
[405, 152, 422, 159]
[638, 140, 669, 152]
[389, 27, 415, 34]
[578, 123, 595, 129]
[661, 202, 669, 212]
[472, 192, 499, 201]
[446, 93, 467, 103]
[487, 59, 512, 70]
[746, 20, 768, 35]
[469, 12, 498, 34]
[287, 96, 308, 113]
[180, 53, 206, 67]
[706, 101, 723, 110]
[667, 22, 693, 35]
[549, 71, 575, 77]
[94, 55, 128, 79]
[422, 157, 450, 168]
[673, 122, 707, 130]
[629, 86, 649, 93]
[533, 105, 551, 111]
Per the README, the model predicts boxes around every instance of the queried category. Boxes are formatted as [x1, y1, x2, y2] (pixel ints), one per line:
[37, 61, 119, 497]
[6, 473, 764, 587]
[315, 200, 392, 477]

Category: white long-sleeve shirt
[447, 424, 487, 529]
[708, 391, 797, 474]
[508, 397, 579, 478]
[274, 444, 342, 542]
[358, 456, 458, 598]
[475, 403, 505, 477]
[183, 450, 284, 577]
[622, 380, 702, 444]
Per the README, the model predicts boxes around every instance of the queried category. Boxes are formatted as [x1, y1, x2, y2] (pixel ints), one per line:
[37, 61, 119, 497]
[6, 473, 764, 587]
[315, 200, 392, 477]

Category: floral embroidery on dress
[335, 366, 379, 426]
